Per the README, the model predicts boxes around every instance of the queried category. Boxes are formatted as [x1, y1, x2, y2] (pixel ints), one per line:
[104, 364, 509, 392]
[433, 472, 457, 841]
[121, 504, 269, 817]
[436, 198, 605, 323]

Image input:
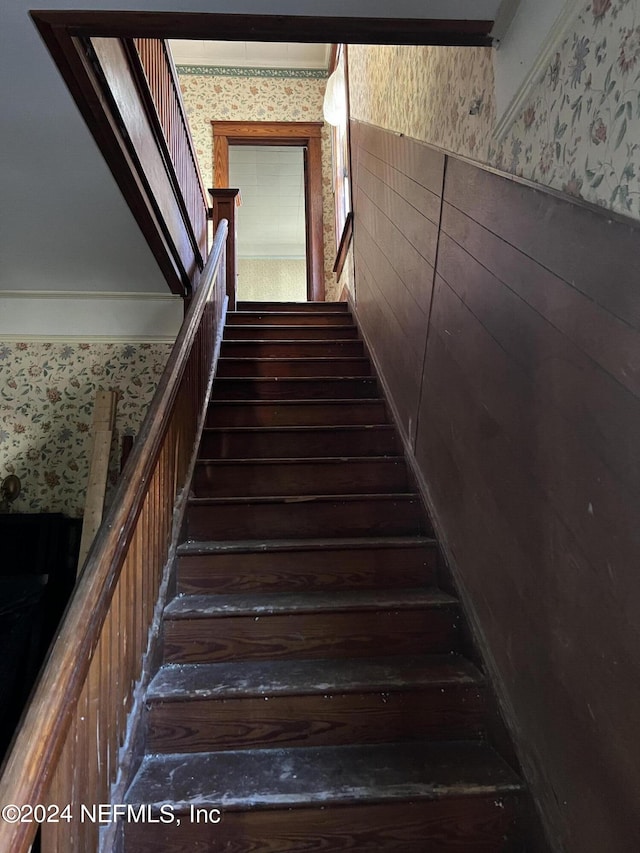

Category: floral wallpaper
[491, 0, 640, 216]
[349, 0, 640, 222]
[348, 45, 497, 165]
[0, 342, 171, 517]
[177, 70, 340, 299]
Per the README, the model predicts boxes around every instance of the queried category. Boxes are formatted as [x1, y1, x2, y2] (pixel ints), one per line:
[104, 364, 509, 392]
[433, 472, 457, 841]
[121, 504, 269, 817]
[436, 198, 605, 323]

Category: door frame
[212, 121, 325, 302]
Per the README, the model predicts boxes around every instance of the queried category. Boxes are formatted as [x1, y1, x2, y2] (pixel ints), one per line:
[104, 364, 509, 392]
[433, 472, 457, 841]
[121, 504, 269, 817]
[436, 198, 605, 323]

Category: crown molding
[493, 0, 582, 142]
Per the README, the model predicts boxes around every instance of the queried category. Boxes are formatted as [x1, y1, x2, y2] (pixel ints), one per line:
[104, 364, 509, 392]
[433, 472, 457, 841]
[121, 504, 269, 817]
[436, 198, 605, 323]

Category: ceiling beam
[32, 11, 494, 47]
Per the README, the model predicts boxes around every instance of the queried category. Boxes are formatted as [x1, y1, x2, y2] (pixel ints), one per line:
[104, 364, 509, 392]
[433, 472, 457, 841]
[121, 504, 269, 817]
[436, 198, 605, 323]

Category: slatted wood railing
[131, 37, 209, 261]
[0, 221, 229, 853]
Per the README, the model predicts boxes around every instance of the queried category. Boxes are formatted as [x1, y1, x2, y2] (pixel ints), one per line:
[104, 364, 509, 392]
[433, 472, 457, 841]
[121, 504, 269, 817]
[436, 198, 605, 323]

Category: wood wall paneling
[440, 202, 640, 399]
[350, 121, 444, 445]
[354, 244, 426, 441]
[443, 157, 640, 330]
[350, 119, 640, 853]
[415, 275, 640, 852]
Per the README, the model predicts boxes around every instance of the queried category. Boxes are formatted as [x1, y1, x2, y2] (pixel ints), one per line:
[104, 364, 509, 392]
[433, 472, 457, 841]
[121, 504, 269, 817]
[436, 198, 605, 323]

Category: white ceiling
[230, 146, 306, 258]
[169, 39, 331, 69]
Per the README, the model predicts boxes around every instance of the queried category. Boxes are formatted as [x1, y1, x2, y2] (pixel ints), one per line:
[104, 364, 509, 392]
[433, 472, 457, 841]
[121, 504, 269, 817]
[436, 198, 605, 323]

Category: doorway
[229, 145, 306, 303]
[212, 121, 325, 301]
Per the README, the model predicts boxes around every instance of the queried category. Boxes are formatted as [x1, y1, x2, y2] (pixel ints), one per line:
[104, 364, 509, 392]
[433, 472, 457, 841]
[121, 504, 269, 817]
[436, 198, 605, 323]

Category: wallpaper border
[0, 292, 183, 342]
[176, 65, 328, 79]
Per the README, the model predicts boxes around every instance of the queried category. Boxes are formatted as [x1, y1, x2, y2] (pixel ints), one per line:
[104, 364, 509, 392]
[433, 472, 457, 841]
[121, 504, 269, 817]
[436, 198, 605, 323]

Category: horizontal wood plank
[444, 156, 640, 330]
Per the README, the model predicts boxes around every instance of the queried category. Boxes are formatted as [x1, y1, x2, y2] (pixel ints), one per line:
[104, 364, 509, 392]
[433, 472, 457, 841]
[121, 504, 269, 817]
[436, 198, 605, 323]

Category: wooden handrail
[131, 37, 209, 260]
[0, 221, 229, 853]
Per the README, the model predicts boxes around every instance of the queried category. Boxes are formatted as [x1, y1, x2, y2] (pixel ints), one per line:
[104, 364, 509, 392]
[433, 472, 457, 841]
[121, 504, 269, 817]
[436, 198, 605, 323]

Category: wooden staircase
[122, 301, 525, 852]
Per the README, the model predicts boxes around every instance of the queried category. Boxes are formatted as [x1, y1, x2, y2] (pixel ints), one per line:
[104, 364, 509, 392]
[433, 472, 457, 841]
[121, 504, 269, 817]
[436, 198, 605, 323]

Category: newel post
[209, 188, 240, 310]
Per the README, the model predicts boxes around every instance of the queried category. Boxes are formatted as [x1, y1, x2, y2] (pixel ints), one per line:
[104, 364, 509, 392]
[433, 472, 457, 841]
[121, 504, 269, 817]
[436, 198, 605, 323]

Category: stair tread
[125, 740, 523, 810]
[188, 492, 419, 506]
[222, 338, 358, 344]
[215, 376, 375, 381]
[164, 588, 456, 619]
[147, 654, 484, 701]
[226, 324, 358, 330]
[218, 357, 370, 363]
[201, 425, 395, 432]
[177, 535, 436, 555]
[208, 398, 384, 405]
[228, 311, 351, 317]
[195, 456, 406, 465]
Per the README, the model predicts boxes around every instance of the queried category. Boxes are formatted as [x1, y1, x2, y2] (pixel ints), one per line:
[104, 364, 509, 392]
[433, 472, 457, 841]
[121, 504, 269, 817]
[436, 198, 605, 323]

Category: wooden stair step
[192, 457, 410, 498]
[226, 311, 354, 326]
[198, 425, 401, 458]
[149, 653, 480, 699]
[162, 588, 459, 663]
[221, 339, 365, 358]
[123, 799, 522, 853]
[237, 301, 349, 312]
[176, 536, 438, 594]
[223, 325, 359, 340]
[206, 400, 389, 428]
[210, 376, 379, 400]
[165, 587, 455, 618]
[126, 740, 522, 808]
[145, 654, 486, 752]
[216, 357, 373, 378]
[185, 493, 429, 540]
[123, 741, 523, 852]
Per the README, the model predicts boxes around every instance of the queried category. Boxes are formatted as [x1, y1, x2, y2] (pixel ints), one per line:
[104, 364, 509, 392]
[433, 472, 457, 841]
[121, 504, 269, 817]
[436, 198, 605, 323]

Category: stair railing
[129, 37, 209, 262]
[0, 221, 229, 853]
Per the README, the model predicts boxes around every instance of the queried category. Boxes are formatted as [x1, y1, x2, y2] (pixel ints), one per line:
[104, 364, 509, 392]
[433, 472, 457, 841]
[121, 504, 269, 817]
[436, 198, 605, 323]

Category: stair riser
[216, 359, 373, 378]
[192, 460, 409, 498]
[163, 608, 460, 663]
[237, 302, 349, 313]
[176, 544, 438, 594]
[211, 377, 378, 400]
[185, 497, 428, 540]
[221, 341, 365, 358]
[198, 427, 401, 458]
[147, 686, 486, 753]
[224, 326, 359, 340]
[227, 313, 353, 326]
[206, 402, 389, 428]
[123, 794, 521, 853]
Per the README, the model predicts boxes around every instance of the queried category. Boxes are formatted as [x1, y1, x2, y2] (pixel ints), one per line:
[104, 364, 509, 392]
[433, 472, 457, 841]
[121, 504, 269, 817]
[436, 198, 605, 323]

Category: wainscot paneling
[351, 121, 444, 444]
[350, 119, 640, 853]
